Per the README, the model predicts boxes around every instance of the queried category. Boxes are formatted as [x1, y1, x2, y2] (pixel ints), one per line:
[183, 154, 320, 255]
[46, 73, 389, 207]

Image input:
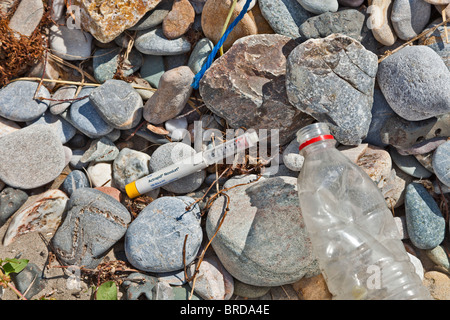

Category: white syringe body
[125, 132, 259, 198]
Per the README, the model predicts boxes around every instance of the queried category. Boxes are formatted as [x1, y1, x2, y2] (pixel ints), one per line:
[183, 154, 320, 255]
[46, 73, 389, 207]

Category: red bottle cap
[299, 134, 334, 151]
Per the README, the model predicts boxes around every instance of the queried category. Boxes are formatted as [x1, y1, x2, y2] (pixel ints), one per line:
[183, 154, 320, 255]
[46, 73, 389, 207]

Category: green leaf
[2, 259, 29, 276]
[96, 281, 117, 300]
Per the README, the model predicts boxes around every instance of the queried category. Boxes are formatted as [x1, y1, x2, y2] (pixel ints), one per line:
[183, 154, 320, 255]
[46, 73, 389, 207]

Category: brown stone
[247, 2, 274, 35]
[95, 186, 123, 202]
[199, 34, 314, 145]
[201, 0, 258, 51]
[162, 0, 195, 39]
[73, 0, 162, 43]
[423, 271, 450, 300]
[292, 274, 333, 300]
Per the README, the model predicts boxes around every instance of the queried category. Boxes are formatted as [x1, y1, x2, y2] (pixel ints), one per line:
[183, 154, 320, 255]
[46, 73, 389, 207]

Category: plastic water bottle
[296, 123, 432, 300]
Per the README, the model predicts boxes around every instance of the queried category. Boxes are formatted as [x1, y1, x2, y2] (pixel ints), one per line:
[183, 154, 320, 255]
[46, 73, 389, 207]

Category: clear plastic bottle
[296, 123, 432, 300]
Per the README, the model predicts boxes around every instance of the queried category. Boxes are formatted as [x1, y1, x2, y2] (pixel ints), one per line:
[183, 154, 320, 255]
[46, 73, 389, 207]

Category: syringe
[125, 131, 259, 199]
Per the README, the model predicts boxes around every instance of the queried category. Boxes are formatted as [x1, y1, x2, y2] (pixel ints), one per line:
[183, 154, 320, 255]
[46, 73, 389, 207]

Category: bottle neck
[296, 122, 336, 157]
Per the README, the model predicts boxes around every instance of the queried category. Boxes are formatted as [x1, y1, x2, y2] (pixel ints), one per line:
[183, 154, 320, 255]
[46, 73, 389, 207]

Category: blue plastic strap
[191, 0, 253, 90]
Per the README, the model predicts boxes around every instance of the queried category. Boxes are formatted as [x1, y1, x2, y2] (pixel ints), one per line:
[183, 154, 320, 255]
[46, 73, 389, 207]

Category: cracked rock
[286, 33, 378, 145]
[51, 188, 131, 269]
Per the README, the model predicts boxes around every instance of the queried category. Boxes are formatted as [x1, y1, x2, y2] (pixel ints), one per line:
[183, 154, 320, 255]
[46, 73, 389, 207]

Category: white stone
[87, 162, 113, 187]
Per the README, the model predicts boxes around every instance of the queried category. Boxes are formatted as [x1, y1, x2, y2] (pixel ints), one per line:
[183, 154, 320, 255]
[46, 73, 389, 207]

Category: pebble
[286, 34, 378, 145]
[149, 142, 205, 193]
[69, 86, 114, 138]
[74, 0, 162, 43]
[140, 54, 165, 88]
[94, 186, 122, 202]
[432, 141, 450, 188]
[134, 28, 191, 55]
[282, 139, 304, 172]
[143, 66, 194, 124]
[233, 279, 271, 299]
[369, 0, 397, 46]
[258, 0, 312, 38]
[426, 245, 450, 271]
[364, 89, 396, 147]
[3, 189, 69, 246]
[92, 47, 143, 83]
[200, 34, 314, 146]
[49, 85, 77, 115]
[187, 255, 234, 300]
[49, 24, 93, 61]
[69, 149, 89, 170]
[61, 170, 90, 196]
[390, 147, 433, 178]
[162, 0, 195, 39]
[391, 0, 431, 40]
[338, 0, 364, 6]
[0, 188, 28, 228]
[124, 196, 202, 272]
[423, 271, 450, 300]
[8, 0, 43, 38]
[201, 0, 257, 51]
[292, 274, 332, 300]
[86, 162, 113, 188]
[0, 125, 65, 189]
[122, 273, 159, 300]
[419, 19, 450, 70]
[206, 176, 317, 286]
[377, 45, 450, 121]
[187, 38, 214, 74]
[112, 148, 151, 191]
[0, 116, 21, 138]
[380, 113, 450, 151]
[28, 111, 77, 144]
[405, 182, 445, 250]
[299, 9, 366, 42]
[0, 81, 49, 122]
[297, 0, 338, 14]
[11, 263, 46, 300]
[89, 79, 143, 130]
[356, 145, 392, 184]
[128, 0, 174, 31]
[165, 117, 188, 141]
[51, 188, 131, 269]
[81, 137, 119, 163]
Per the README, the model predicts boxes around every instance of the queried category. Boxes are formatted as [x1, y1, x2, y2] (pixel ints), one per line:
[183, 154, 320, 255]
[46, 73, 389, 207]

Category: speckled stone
[206, 176, 316, 286]
[81, 137, 119, 163]
[51, 188, 131, 269]
[0, 81, 49, 122]
[297, 0, 338, 14]
[432, 141, 450, 188]
[426, 245, 450, 271]
[89, 79, 143, 130]
[286, 34, 378, 145]
[124, 196, 202, 273]
[0, 188, 28, 227]
[69, 86, 114, 138]
[405, 182, 445, 250]
[122, 273, 159, 300]
[258, 0, 312, 38]
[0, 125, 65, 189]
[377, 45, 450, 121]
[27, 111, 77, 144]
[112, 148, 151, 191]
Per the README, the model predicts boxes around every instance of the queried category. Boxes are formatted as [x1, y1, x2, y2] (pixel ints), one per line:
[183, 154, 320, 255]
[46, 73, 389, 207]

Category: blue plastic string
[191, 0, 253, 90]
